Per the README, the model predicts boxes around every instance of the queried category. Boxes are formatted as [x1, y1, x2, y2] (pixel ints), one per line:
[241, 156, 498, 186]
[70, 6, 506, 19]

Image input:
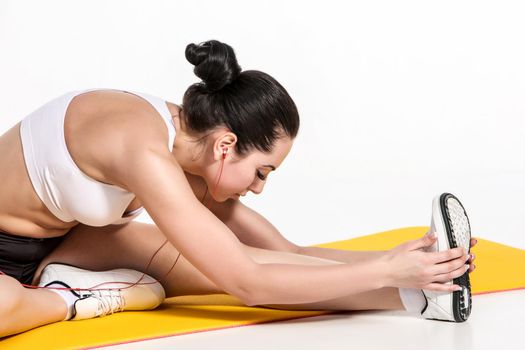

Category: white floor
[103, 289, 524, 350]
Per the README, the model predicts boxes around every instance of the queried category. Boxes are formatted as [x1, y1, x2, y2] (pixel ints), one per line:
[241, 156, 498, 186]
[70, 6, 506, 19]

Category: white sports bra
[19, 88, 176, 226]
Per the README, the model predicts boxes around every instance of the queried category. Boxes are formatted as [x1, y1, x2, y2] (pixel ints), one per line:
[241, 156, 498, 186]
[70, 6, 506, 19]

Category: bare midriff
[0, 122, 76, 238]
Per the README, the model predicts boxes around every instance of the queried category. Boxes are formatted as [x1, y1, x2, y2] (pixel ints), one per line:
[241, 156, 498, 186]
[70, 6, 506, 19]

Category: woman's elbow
[235, 287, 260, 307]
[226, 265, 264, 307]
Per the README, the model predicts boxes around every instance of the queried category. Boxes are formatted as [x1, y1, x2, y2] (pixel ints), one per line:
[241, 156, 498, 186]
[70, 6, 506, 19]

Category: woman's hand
[381, 234, 470, 292]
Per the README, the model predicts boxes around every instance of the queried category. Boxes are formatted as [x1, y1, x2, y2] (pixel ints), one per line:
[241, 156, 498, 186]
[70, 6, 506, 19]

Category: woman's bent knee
[0, 276, 26, 333]
[0, 275, 25, 311]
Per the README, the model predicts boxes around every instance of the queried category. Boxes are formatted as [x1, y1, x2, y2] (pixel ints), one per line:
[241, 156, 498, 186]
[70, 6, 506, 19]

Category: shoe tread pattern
[442, 193, 472, 322]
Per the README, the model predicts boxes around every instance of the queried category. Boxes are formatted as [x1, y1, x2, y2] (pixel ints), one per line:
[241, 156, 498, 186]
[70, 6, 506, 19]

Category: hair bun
[185, 40, 242, 92]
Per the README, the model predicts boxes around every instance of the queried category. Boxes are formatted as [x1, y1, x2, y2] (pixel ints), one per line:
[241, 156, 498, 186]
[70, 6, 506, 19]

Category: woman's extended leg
[36, 222, 405, 312]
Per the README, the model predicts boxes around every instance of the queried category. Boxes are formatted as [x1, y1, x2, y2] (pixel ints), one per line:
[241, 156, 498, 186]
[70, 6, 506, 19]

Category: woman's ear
[213, 131, 238, 161]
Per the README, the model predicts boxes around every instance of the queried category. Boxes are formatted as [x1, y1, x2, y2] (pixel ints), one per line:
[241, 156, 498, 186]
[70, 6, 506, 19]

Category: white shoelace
[89, 289, 126, 317]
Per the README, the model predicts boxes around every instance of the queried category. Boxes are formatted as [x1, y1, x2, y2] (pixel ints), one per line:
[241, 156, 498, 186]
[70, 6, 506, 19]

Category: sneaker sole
[432, 193, 472, 322]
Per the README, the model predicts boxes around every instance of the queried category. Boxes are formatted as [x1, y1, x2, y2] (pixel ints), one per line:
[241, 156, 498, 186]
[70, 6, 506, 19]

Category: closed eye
[256, 170, 267, 181]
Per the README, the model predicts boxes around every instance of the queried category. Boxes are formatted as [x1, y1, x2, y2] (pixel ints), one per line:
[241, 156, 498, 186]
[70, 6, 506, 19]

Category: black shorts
[0, 230, 65, 285]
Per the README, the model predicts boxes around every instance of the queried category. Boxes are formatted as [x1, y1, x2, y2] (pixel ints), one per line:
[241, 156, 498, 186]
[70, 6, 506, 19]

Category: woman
[0, 40, 476, 337]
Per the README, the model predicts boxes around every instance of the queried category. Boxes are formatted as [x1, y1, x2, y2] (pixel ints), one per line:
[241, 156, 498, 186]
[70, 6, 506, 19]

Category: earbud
[222, 148, 228, 159]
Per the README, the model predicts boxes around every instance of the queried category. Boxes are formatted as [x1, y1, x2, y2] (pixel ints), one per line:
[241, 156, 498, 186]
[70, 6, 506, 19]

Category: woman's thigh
[35, 222, 340, 298]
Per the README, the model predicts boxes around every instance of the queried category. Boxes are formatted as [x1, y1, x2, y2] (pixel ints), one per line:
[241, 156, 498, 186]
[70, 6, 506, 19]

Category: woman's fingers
[468, 264, 476, 273]
[429, 246, 466, 264]
[406, 233, 437, 251]
[469, 237, 477, 269]
[423, 282, 463, 293]
[430, 263, 470, 283]
[429, 253, 469, 276]
[391, 233, 476, 290]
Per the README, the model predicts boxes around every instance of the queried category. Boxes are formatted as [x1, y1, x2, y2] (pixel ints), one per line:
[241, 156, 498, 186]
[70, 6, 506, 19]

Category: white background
[1, 0, 523, 249]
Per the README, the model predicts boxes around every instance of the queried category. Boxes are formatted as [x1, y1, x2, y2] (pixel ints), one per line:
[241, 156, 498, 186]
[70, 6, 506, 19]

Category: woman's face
[205, 136, 293, 202]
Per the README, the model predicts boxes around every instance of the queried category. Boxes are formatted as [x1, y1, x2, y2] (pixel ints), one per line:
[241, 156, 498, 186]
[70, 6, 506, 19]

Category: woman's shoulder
[71, 89, 180, 147]
[65, 89, 181, 188]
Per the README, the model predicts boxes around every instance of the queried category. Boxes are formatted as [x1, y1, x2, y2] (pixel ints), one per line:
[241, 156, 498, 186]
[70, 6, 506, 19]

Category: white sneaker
[421, 193, 472, 322]
[39, 263, 166, 320]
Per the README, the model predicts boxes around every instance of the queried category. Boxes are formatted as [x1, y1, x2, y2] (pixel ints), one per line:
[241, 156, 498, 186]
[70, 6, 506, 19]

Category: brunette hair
[182, 40, 300, 156]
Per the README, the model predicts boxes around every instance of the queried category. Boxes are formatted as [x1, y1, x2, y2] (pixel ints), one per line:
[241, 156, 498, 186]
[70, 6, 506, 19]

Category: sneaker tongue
[71, 297, 101, 320]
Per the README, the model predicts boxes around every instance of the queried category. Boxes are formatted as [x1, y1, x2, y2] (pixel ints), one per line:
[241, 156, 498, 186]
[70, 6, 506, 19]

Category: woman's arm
[212, 199, 301, 253]
[216, 202, 477, 269]
[214, 199, 386, 263]
[119, 145, 467, 306]
[119, 146, 397, 304]
[298, 246, 386, 263]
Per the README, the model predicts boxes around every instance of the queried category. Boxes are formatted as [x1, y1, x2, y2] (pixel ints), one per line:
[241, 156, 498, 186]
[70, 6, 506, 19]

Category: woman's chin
[224, 194, 240, 201]
[210, 193, 239, 202]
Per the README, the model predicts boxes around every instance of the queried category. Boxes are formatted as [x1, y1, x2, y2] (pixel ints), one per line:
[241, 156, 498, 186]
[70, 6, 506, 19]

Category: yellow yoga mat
[2, 227, 524, 349]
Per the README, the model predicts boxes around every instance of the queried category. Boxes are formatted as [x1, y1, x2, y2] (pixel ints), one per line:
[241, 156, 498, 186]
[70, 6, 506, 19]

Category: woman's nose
[249, 180, 265, 195]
